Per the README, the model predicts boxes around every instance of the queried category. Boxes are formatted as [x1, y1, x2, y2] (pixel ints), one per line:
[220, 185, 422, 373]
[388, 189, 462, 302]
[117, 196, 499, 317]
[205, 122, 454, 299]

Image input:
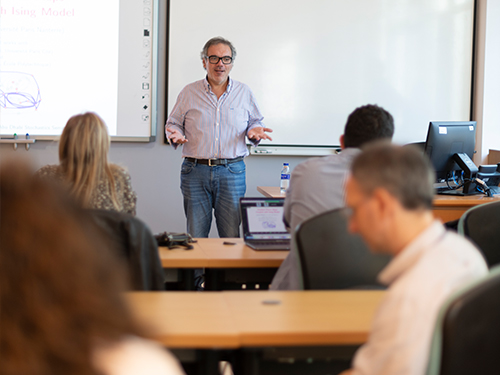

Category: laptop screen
[240, 198, 290, 240]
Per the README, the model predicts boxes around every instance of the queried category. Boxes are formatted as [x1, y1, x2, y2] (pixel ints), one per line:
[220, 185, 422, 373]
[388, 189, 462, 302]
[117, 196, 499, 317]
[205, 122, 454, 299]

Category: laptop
[239, 197, 291, 251]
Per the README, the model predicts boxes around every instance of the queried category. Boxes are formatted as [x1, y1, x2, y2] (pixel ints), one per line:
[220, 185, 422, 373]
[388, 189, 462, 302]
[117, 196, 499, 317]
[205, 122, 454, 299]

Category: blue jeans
[180, 159, 246, 238]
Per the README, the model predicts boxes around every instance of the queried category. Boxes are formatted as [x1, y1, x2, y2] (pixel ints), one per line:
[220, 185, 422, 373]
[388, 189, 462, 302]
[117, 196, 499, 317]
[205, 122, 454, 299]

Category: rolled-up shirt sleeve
[165, 91, 188, 149]
[245, 90, 265, 146]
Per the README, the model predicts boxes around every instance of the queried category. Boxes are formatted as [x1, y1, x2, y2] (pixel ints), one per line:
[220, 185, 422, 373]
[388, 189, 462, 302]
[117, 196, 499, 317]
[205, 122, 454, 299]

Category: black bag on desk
[154, 232, 195, 250]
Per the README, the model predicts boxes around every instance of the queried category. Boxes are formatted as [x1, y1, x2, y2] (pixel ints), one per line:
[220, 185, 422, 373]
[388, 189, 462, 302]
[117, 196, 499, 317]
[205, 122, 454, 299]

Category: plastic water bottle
[280, 162, 290, 193]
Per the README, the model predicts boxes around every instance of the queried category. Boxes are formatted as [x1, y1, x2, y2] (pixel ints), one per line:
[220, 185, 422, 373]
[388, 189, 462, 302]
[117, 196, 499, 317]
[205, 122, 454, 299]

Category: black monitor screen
[424, 121, 476, 181]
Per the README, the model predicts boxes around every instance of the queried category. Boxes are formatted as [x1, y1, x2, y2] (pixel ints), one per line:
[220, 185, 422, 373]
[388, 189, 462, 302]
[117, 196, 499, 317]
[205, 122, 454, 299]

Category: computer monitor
[477, 165, 500, 195]
[424, 121, 476, 182]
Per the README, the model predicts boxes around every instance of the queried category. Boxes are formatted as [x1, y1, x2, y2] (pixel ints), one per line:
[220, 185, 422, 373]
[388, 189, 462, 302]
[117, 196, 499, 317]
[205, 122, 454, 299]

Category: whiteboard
[167, 0, 474, 148]
[0, 0, 159, 141]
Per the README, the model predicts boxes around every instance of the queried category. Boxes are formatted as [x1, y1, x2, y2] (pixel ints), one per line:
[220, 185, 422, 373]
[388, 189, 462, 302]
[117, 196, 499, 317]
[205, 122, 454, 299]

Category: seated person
[0, 161, 184, 375]
[271, 104, 394, 290]
[340, 143, 488, 375]
[36, 112, 137, 215]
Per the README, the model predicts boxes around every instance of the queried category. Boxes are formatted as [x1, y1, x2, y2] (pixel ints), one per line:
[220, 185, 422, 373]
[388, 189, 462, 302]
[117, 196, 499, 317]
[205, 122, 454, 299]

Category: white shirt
[351, 221, 488, 375]
[94, 336, 185, 375]
[166, 77, 264, 159]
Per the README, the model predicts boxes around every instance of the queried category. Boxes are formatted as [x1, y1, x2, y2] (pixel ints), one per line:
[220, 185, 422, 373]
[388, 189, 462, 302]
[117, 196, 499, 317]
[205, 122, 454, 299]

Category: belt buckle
[208, 159, 217, 166]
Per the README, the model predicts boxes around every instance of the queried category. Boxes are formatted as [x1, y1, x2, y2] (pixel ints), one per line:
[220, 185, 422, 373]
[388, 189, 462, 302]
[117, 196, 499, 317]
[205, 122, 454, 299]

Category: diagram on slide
[261, 221, 277, 229]
[0, 71, 42, 109]
[248, 207, 287, 232]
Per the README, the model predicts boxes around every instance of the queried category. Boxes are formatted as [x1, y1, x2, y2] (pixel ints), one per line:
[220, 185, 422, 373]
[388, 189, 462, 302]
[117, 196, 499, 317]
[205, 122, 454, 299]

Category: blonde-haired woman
[37, 112, 137, 215]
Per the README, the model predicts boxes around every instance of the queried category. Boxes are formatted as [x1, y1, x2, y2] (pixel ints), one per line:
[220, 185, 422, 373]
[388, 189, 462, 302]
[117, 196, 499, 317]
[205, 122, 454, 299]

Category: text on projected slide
[0, 0, 120, 136]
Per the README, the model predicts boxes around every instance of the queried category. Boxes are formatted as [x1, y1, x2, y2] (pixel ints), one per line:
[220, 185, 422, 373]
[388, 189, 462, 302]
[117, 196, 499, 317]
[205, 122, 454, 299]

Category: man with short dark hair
[270, 104, 394, 290]
[340, 143, 487, 375]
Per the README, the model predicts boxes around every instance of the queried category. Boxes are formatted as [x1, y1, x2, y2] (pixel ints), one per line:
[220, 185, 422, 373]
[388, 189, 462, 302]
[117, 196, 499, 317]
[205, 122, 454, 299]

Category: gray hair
[200, 37, 237, 61]
[350, 142, 435, 210]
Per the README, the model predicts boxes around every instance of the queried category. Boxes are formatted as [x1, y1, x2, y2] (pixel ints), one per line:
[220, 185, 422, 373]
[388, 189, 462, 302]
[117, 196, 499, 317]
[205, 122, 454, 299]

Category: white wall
[480, 0, 500, 162]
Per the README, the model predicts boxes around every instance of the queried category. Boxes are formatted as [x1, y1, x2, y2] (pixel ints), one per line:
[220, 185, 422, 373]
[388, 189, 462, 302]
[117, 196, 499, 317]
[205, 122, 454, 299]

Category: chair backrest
[426, 265, 500, 375]
[87, 209, 165, 291]
[295, 208, 391, 290]
[457, 200, 500, 268]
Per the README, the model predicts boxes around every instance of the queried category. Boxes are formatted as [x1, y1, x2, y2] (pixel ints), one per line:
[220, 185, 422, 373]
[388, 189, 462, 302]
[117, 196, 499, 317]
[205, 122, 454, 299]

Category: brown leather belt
[185, 156, 244, 166]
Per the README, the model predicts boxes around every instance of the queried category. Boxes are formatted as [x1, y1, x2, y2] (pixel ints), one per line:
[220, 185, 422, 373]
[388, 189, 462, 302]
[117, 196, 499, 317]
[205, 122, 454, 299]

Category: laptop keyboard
[252, 240, 290, 246]
[246, 240, 291, 250]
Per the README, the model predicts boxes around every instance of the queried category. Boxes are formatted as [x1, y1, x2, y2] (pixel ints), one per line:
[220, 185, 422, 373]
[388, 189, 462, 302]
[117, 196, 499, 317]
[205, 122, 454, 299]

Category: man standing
[340, 143, 487, 375]
[166, 37, 272, 238]
[271, 104, 394, 290]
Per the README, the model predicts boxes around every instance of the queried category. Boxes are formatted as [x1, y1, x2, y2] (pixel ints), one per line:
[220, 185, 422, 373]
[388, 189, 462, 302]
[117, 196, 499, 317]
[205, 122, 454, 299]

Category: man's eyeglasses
[206, 55, 233, 65]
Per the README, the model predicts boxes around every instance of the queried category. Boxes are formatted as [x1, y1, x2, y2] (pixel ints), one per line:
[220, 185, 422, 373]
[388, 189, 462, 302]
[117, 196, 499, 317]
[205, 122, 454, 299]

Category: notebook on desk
[239, 197, 291, 251]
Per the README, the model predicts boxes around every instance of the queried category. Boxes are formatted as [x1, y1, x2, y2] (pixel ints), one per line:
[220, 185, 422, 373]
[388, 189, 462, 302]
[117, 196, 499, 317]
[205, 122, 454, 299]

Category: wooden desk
[126, 291, 384, 375]
[126, 292, 239, 348]
[257, 185, 500, 222]
[223, 290, 384, 347]
[432, 194, 500, 222]
[200, 238, 285, 268]
[257, 186, 284, 198]
[127, 290, 384, 375]
[127, 290, 384, 348]
[160, 238, 288, 290]
[159, 241, 208, 268]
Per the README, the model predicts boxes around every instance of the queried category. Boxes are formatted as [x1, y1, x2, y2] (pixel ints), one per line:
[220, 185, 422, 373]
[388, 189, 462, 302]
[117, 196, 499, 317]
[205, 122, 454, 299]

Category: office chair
[295, 208, 391, 290]
[87, 209, 165, 291]
[457, 200, 500, 268]
[426, 265, 500, 375]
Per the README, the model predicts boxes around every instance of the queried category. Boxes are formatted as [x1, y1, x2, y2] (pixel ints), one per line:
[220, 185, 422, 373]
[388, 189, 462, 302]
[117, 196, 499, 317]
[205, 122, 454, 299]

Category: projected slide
[247, 207, 287, 233]
[0, 0, 119, 135]
[0, 71, 41, 109]
[0, 0, 155, 138]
